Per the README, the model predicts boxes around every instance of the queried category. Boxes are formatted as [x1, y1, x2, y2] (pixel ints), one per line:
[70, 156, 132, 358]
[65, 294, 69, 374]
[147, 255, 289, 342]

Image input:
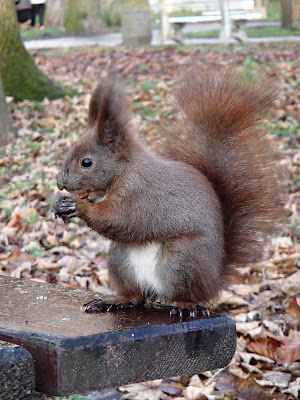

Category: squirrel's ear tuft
[88, 78, 129, 152]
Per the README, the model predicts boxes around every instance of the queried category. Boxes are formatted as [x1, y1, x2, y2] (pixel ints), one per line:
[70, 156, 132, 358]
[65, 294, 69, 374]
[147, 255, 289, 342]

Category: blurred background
[0, 1, 299, 399]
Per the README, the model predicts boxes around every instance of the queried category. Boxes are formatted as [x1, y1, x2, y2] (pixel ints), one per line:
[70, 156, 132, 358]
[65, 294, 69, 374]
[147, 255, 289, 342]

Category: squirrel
[53, 68, 283, 317]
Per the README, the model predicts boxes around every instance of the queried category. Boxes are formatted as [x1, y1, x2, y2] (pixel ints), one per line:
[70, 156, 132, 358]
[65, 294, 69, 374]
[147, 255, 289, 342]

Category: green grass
[267, 0, 281, 20]
[185, 26, 300, 39]
[185, 29, 219, 38]
[20, 27, 63, 40]
[247, 26, 300, 37]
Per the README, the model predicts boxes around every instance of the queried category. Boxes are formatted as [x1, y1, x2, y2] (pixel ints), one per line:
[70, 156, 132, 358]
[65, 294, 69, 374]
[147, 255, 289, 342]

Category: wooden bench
[0, 276, 236, 396]
[169, 10, 263, 43]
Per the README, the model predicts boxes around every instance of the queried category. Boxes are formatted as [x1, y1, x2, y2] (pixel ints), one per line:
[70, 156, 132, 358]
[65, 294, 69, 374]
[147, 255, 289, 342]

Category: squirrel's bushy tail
[168, 68, 284, 273]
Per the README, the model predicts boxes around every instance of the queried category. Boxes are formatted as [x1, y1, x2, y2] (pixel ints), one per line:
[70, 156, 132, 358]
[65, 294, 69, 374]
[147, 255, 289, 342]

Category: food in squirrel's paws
[75, 193, 89, 201]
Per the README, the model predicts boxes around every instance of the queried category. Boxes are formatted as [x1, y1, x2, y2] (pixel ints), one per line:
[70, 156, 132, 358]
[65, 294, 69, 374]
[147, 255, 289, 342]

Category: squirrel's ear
[88, 79, 129, 152]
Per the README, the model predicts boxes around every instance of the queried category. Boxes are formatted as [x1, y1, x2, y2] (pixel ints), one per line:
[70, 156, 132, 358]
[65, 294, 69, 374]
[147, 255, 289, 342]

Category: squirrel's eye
[81, 158, 93, 168]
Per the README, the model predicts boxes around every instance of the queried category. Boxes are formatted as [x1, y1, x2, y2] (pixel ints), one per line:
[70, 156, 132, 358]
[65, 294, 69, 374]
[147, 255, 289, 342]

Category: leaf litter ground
[0, 43, 299, 400]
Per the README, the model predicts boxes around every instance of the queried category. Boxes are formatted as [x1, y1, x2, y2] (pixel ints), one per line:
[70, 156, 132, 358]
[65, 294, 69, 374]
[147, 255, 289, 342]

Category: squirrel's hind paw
[83, 297, 210, 318]
[83, 298, 143, 313]
[150, 300, 210, 318]
[169, 304, 210, 318]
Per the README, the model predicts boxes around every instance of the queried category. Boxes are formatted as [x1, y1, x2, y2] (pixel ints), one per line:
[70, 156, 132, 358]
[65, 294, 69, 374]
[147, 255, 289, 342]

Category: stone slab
[0, 276, 236, 395]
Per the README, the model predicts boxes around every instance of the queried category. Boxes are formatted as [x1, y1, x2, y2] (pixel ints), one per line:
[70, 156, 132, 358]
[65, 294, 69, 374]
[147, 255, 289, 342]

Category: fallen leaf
[184, 382, 215, 400]
[236, 321, 260, 335]
[6, 213, 21, 228]
[275, 337, 300, 364]
[240, 362, 263, 375]
[235, 376, 273, 400]
[240, 351, 275, 365]
[282, 376, 300, 398]
[255, 371, 291, 389]
[248, 326, 263, 339]
[229, 367, 249, 380]
[120, 389, 166, 400]
[246, 336, 281, 360]
[263, 319, 284, 336]
[285, 297, 300, 324]
[216, 291, 249, 307]
[272, 270, 300, 295]
[188, 374, 203, 388]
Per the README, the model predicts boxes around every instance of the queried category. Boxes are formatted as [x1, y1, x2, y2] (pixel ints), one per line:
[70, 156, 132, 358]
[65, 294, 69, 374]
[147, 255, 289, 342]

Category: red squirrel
[53, 68, 283, 316]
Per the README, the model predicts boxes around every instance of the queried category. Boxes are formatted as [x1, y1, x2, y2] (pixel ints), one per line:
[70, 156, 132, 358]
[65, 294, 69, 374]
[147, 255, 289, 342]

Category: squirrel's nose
[57, 165, 70, 191]
[57, 173, 65, 191]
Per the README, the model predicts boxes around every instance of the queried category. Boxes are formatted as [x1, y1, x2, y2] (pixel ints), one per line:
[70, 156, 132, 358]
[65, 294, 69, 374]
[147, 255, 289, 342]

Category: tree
[0, 68, 12, 146]
[64, 0, 104, 34]
[45, 0, 104, 33]
[45, 0, 66, 27]
[281, 0, 293, 28]
[0, 0, 68, 101]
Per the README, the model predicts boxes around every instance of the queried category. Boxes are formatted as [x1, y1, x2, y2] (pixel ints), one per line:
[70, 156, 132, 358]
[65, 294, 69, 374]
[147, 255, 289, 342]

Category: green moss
[65, 0, 85, 34]
[0, 0, 72, 101]
[1, 44, 72, 101]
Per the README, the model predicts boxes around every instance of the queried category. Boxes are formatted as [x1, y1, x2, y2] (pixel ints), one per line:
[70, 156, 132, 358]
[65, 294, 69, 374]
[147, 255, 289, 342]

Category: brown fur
[167, 68, 284, 274]
[56, 70, 284, 305]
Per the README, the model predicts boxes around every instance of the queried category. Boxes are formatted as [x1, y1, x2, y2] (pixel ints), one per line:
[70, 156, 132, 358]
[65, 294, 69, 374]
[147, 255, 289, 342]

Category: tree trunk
[0, 68, 12, 146]
[45, 0, 66, 27]
[0, 0, 68, 101]
[281, 0, 293, 28]
[65, 0, 104, 34]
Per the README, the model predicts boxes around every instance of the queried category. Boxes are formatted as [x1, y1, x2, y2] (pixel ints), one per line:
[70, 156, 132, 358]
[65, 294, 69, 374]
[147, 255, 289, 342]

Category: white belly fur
[128, 242, 163, 295]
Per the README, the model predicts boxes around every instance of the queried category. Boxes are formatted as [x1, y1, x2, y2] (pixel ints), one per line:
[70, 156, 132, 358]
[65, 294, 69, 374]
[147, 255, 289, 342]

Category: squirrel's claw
[84, 298, 141, 313]
[150, 300, 210, 318]
[52, 196, 78, 223]
[168, 304, 211, 318]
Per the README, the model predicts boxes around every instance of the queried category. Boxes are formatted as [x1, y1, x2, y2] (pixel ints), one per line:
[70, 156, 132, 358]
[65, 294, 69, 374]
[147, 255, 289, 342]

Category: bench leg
[233, 19, 248, 42]
[172, 23, 184, 44]
[219, 0, 232, 43]
[160, 6, 169, 43]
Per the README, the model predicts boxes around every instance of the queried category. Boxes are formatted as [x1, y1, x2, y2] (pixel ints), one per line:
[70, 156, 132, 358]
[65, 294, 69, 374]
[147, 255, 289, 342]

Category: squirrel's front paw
[52, 196, 78, 223]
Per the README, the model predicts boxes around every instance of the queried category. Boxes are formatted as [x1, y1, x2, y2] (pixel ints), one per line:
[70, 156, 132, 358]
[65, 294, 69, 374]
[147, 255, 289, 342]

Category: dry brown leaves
[0, 43, 299, 400]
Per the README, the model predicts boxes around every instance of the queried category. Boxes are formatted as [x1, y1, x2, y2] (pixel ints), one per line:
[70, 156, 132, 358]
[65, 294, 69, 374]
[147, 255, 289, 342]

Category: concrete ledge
[0, 276, 236, 395]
